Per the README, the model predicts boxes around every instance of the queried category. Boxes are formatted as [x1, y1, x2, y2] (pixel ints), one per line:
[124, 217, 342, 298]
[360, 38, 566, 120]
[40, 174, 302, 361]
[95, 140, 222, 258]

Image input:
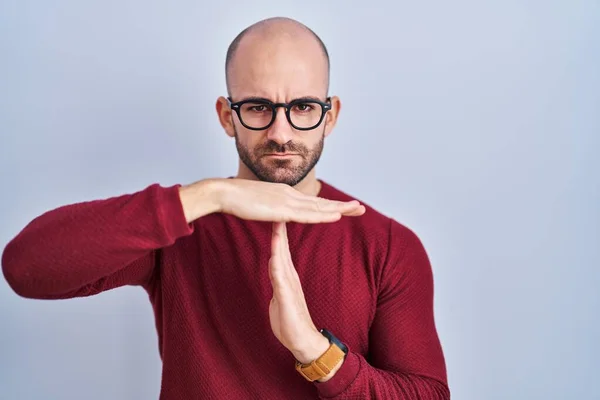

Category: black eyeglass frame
[227, 96, 332, 131]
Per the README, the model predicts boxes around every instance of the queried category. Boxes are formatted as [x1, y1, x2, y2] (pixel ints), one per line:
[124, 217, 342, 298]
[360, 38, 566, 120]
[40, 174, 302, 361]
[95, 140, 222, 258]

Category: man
[1, 17, 450, 399]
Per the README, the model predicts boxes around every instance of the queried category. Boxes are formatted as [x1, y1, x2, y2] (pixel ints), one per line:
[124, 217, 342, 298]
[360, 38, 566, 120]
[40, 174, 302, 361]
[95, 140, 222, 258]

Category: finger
[343, 205, 366, 216]
[315, 197, 358, 210]
[280, 224, 298, 286]
[269, 224, 287, 293]
[275, 225, 309, 312]
[290, 193, 357, 212]
[285, 206, 364, 223]
[273, 221, 292, 279]
[281, 222, 292, 262]
[269, 261, 287, 299]
[278, 222, 289, 265]
[312, 197, 363, 214]
[285, 210, 343, 224]
[271, 221, 285, 257]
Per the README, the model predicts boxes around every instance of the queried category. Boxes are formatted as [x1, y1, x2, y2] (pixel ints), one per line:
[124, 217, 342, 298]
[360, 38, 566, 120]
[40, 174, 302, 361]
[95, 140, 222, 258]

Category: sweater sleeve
[1, 183, 194, 300]
[315, 220, 450, 399]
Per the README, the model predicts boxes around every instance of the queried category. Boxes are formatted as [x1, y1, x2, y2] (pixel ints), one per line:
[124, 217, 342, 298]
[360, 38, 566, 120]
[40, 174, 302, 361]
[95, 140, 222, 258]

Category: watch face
[320, 329, 349, 354]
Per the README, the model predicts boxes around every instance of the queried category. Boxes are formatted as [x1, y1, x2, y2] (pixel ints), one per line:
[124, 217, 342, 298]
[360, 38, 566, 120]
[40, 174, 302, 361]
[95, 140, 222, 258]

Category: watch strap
[295, 341, 346, 382]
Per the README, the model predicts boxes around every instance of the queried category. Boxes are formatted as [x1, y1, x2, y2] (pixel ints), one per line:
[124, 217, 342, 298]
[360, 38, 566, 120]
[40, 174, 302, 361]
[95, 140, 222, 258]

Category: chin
[259, 170, 307, 186]
[265, 174, 301, 186]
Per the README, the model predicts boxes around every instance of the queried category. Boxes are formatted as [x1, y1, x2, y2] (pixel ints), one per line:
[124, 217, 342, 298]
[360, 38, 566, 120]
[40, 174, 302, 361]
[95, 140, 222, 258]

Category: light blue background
[1, 1, 598, 399]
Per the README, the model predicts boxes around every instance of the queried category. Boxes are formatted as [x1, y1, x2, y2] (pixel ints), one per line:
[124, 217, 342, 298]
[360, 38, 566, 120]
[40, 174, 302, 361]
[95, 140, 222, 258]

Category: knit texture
[2, 180, 450, 399]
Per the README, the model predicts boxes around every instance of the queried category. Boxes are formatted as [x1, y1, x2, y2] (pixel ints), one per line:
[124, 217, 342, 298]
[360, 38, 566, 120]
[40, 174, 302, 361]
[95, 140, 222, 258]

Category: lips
[263, 153, 299, 157]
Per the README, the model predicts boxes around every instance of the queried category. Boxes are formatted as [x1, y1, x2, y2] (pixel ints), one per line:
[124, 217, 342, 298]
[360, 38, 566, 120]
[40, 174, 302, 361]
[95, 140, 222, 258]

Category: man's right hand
[178, 178, 365, 224]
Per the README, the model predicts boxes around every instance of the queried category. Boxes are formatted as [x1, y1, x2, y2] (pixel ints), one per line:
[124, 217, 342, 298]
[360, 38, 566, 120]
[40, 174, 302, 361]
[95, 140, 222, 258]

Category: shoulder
[318, 179, 428, 265]
[318, 179, 390, 229]
[318, 179, 417, 237]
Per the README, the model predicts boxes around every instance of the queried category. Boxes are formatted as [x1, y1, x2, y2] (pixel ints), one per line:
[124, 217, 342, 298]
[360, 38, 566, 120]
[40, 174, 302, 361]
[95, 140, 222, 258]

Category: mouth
[263, 153, 300, 158]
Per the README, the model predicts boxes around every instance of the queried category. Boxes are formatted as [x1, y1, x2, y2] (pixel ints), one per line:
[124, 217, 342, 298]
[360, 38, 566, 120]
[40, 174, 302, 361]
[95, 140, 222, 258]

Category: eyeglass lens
[239, 102, 323, 129]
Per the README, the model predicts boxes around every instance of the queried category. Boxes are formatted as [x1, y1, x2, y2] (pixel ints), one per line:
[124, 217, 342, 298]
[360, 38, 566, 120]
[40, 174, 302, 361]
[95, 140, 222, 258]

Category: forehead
[228, 32, 328, 101]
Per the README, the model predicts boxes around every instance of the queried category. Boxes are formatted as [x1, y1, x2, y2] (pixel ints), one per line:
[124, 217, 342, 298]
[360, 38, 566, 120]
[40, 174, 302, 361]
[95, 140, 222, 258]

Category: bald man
[2, 17, 450, 400]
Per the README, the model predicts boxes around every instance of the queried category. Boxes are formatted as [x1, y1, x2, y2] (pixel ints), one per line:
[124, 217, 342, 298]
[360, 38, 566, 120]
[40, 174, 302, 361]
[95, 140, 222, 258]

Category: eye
[294, 103, 315, 112]
[249, 105, 268, 112]
[242, 102, 272, 113]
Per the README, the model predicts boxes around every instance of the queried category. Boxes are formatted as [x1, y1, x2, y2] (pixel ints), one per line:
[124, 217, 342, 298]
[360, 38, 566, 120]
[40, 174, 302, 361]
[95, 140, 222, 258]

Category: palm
[220, 179, 365, 223]
[268, 222, 315, 350]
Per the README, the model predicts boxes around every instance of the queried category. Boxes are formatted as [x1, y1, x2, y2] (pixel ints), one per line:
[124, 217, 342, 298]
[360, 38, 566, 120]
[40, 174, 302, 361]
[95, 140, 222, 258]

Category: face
[216, 26, 341, 186]
[233, 122, 325, 186]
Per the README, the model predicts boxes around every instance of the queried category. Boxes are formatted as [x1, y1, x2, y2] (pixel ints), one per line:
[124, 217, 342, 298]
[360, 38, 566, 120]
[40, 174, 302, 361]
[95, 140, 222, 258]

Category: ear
[323, 96, 341, 138]
[216, 96, 236, 138]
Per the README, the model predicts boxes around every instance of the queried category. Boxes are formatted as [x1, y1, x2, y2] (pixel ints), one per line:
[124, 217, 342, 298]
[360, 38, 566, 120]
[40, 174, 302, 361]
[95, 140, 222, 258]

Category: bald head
[225, 17, 330, 96]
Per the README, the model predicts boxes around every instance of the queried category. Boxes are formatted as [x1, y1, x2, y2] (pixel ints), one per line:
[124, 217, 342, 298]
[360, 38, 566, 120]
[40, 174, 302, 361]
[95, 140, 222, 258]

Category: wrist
[293, 330, 347, 383]
[178, 178, 225, 223]
[292, 333, 330, 365]
[293, 328, 348, 382]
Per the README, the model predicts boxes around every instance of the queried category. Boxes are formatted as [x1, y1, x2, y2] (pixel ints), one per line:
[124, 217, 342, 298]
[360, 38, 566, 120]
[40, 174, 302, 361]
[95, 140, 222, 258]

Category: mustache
[256, 140, 308, 155]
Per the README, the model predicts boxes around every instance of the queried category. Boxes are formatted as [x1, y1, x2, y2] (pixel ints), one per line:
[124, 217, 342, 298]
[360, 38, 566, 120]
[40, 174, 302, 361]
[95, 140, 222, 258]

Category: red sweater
[2, 180, 449, 399]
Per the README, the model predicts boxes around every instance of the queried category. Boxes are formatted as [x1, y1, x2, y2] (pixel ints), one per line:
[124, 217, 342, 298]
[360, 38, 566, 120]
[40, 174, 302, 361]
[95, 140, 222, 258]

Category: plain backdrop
[1, 1, 598, 399]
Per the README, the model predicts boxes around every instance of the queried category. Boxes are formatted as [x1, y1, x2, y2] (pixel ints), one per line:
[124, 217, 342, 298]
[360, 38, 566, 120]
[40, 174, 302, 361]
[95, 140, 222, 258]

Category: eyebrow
[237, 96, 325, 103]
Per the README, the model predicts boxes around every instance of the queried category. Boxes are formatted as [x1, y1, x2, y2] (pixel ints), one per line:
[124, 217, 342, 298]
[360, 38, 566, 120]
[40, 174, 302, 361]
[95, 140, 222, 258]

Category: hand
[219, 178, 365, 223]
[179, 178, 365, 224]
[268, 222, 337, 373]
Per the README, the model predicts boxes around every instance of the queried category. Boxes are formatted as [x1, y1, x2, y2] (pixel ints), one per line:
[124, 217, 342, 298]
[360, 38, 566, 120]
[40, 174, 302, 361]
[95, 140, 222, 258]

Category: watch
[295, 328, 349, 382]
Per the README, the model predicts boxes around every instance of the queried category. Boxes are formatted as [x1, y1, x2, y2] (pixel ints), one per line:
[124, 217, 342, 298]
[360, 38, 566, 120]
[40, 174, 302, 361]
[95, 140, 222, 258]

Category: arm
[314, 220, 450, 399]
[1, 178, 361, 300]
[1, 180, 221, 300]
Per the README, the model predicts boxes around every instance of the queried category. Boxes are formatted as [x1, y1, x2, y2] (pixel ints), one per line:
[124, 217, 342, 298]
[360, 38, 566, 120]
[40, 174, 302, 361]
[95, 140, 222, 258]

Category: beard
[234, 125, 325, 186]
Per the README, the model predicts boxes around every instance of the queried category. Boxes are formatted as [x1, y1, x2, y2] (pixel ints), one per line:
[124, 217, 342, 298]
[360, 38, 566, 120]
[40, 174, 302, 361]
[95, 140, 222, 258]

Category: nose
[266, 107, 294, 145]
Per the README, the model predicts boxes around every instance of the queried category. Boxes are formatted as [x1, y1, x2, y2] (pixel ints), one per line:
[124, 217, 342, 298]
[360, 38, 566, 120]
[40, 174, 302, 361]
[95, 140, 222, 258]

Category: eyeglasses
[227, 97, 332, 131]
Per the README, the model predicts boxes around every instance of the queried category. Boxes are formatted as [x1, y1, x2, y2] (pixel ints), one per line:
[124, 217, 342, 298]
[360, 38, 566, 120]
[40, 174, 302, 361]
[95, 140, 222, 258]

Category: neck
[235, 162, 321, 196]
